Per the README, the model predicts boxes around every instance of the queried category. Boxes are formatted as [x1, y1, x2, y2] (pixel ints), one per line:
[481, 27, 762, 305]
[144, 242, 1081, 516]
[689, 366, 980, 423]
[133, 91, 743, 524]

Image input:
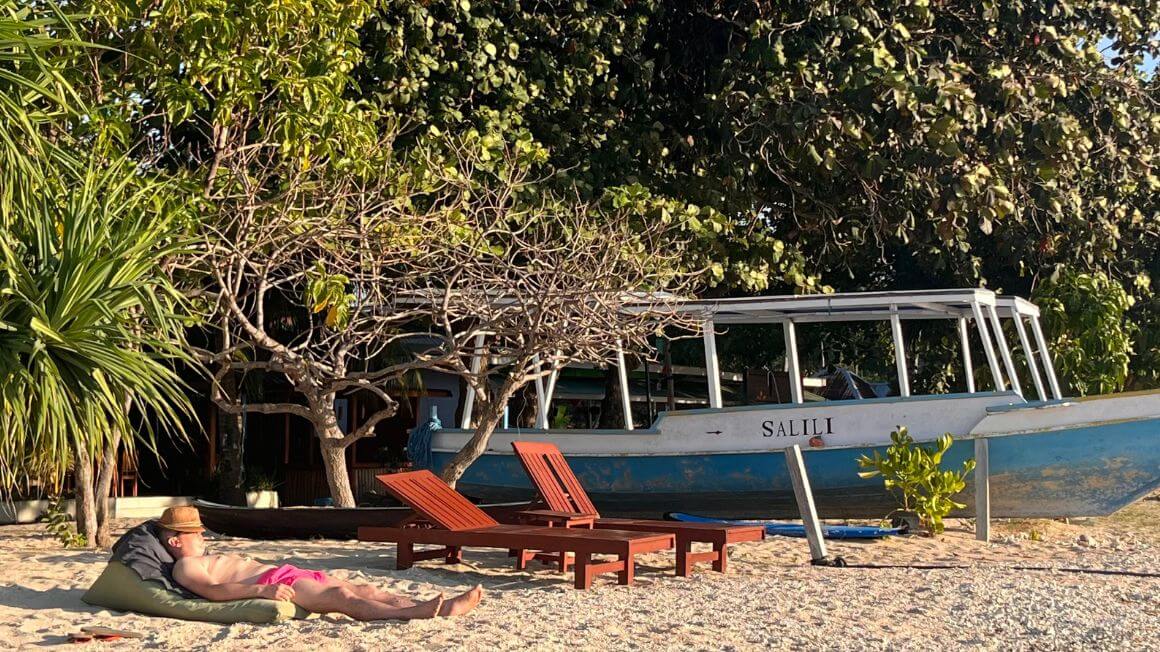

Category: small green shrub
[857, 426, 975, 535]
[41, 495, 86, 548]
[245, 472, 280, 492]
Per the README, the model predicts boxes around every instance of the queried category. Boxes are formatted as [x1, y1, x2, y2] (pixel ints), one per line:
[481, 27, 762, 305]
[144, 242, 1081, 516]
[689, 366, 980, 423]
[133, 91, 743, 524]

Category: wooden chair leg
[712, 542, 727, 573]
[574, 552, 593, 589]
[676, 538, 692, 577]
[514, 549, 530, 570]
[617, 554, 634, 586]
[396, 541, 415, 570]
[445, 546, 463, 564]
[559, 552, 573, 573]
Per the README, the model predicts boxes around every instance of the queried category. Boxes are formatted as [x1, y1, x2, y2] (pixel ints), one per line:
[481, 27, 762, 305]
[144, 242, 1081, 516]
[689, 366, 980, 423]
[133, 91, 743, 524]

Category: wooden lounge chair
[356, 470, 674, 589]
[511, 441, 765, 576]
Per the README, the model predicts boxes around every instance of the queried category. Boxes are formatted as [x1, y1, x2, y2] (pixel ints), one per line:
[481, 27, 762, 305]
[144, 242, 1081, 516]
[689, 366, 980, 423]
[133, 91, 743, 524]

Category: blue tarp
[668, 512, 901, 539]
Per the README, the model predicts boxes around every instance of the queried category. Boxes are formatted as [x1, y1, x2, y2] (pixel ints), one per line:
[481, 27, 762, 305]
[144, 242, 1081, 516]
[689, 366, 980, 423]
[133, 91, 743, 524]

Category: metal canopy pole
[460, 333, 486, 429]
[783, 320, 804, 404]
[889, 307, 910, 397]
[1030, 316, 1064, 399]
[615, 340, 635, 430]
[986, 304, 1022, 397]
[1011, 314, 1046, 400]
[957, 317, 976, 393]
[703, 320, 724, 409]
[969, 301, 1006, 391]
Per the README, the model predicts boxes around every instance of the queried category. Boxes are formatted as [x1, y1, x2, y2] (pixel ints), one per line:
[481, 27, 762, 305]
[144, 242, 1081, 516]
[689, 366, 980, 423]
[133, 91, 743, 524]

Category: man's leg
[333, 578, 484, 617]
[288, 579, 442, 621]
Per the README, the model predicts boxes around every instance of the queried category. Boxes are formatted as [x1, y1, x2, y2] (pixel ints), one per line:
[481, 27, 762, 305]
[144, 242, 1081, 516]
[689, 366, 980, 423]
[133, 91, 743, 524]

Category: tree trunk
[93, 434, 121, 549]
[318, 433, 356, 507]
[215, 370, 247, 505]
[73, 446, 98, 548]
[597, 366, 625, 429]
[440, 397, 508, 489]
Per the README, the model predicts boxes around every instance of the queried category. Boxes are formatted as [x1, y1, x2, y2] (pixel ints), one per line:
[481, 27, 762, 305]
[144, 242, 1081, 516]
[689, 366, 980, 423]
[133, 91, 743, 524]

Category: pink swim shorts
[257, 564, 329, 587]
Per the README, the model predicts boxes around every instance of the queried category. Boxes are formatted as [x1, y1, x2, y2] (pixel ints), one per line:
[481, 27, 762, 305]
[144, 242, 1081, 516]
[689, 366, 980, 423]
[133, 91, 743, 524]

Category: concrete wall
[0, 495, 192, 525]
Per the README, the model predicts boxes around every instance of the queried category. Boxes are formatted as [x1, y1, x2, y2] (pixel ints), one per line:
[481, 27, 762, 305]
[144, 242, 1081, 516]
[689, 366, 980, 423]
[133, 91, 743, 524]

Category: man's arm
[173, 560, 291, 602]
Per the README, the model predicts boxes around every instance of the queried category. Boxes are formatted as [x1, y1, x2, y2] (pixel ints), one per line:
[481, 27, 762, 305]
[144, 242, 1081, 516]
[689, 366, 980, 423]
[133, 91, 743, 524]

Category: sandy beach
[1, 495, 1157, 651]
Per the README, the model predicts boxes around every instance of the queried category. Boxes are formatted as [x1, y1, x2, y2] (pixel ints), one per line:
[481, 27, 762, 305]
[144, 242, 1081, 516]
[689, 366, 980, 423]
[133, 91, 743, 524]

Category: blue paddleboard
[667, 512, 901, 539]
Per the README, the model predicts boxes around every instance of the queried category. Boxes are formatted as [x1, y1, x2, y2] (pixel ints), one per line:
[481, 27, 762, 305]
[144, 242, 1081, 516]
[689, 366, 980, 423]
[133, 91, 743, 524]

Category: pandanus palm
[0, 155, 197, 547]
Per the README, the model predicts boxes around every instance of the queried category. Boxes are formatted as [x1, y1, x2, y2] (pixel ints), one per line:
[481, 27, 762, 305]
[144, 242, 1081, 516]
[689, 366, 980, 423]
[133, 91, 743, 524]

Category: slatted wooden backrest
[376, 470, 498, 531]
[511, 441, 601, 517]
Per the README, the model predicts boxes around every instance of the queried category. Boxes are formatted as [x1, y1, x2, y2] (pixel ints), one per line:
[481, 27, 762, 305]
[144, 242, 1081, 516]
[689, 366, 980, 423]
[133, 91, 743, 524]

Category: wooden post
[974, 437, 990, 542]
[283, 413, 290, 465]
[784, 444, 827, 561]
[207, 403, 218, 473]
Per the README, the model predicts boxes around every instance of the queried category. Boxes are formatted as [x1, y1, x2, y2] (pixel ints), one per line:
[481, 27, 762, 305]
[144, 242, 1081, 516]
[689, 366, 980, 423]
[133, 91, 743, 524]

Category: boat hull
[437, 415, 1160, 519]
[193, 500, 531, 540]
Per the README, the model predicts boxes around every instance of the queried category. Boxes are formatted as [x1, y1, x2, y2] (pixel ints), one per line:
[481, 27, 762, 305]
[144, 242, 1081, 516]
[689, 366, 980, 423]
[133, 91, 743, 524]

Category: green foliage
[245, 471, 279, 492]
[41, 494, 86, 548]
[0, 154, 196, 492]
[66, 0, 1160, 395]
[1034, 269, 1136, 395]
[305, 263, 355, 330]
[857, 426, 976, 535]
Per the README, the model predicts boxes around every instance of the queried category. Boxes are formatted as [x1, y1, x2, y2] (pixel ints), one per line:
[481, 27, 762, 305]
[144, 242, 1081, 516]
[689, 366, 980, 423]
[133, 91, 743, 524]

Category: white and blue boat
[428, 289, 1160, 519]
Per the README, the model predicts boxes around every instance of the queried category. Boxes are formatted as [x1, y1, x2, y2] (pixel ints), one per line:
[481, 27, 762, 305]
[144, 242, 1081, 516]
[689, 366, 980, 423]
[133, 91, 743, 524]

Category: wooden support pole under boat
[784, 444, 827, 561]
[1011, 313, 1046, 400]
[957, 317, 976, 393]
[889, 307, 910, 398]
[702, 321, 724, 409]
[975, 437, 990, 542]
[782, 320, 803, 404]
[460, 333, 486, 429]
[615, 340, 634, 430]
[986, 304, 1022, 397]
[1030, 316, 1064, 400]
[969, 301, 1006, 391]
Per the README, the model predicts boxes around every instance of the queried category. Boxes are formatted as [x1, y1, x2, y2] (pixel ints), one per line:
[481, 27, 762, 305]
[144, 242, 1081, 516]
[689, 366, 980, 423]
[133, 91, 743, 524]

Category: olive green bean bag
[83, 561, 309, 624]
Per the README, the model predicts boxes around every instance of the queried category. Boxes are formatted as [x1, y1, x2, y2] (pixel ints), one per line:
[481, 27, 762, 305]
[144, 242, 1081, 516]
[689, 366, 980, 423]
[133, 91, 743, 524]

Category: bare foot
[438, 585, 483, 617]
[399, 594, 443, 620]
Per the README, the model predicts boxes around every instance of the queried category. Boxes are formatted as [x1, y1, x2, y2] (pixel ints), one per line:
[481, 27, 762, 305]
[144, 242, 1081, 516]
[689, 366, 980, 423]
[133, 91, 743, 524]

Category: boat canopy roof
[633, 288, 1040, 324]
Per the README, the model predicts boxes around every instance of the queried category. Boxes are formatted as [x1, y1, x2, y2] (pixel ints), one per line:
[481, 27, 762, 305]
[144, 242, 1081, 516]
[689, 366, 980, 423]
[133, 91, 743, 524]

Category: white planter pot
[245, 491, 279, 509]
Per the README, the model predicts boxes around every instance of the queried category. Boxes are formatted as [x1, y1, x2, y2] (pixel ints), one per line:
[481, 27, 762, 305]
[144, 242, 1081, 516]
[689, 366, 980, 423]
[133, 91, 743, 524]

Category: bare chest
[201, 554, 275, 584]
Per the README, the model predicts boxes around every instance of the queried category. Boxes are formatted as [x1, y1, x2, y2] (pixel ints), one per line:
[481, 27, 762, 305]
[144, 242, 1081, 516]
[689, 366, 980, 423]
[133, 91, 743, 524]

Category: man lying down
[158, 506, 482, 620]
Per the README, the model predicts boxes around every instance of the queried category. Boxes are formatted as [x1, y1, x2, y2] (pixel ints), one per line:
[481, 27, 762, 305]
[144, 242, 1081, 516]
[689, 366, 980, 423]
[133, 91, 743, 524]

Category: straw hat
[156, 506, 205, 533]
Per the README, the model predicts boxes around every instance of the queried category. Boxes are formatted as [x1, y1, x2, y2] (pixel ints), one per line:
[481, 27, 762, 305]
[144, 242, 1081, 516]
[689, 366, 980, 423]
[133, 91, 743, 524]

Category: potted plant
[245, 473, 280, 509]
[857, 426, 975, 536]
